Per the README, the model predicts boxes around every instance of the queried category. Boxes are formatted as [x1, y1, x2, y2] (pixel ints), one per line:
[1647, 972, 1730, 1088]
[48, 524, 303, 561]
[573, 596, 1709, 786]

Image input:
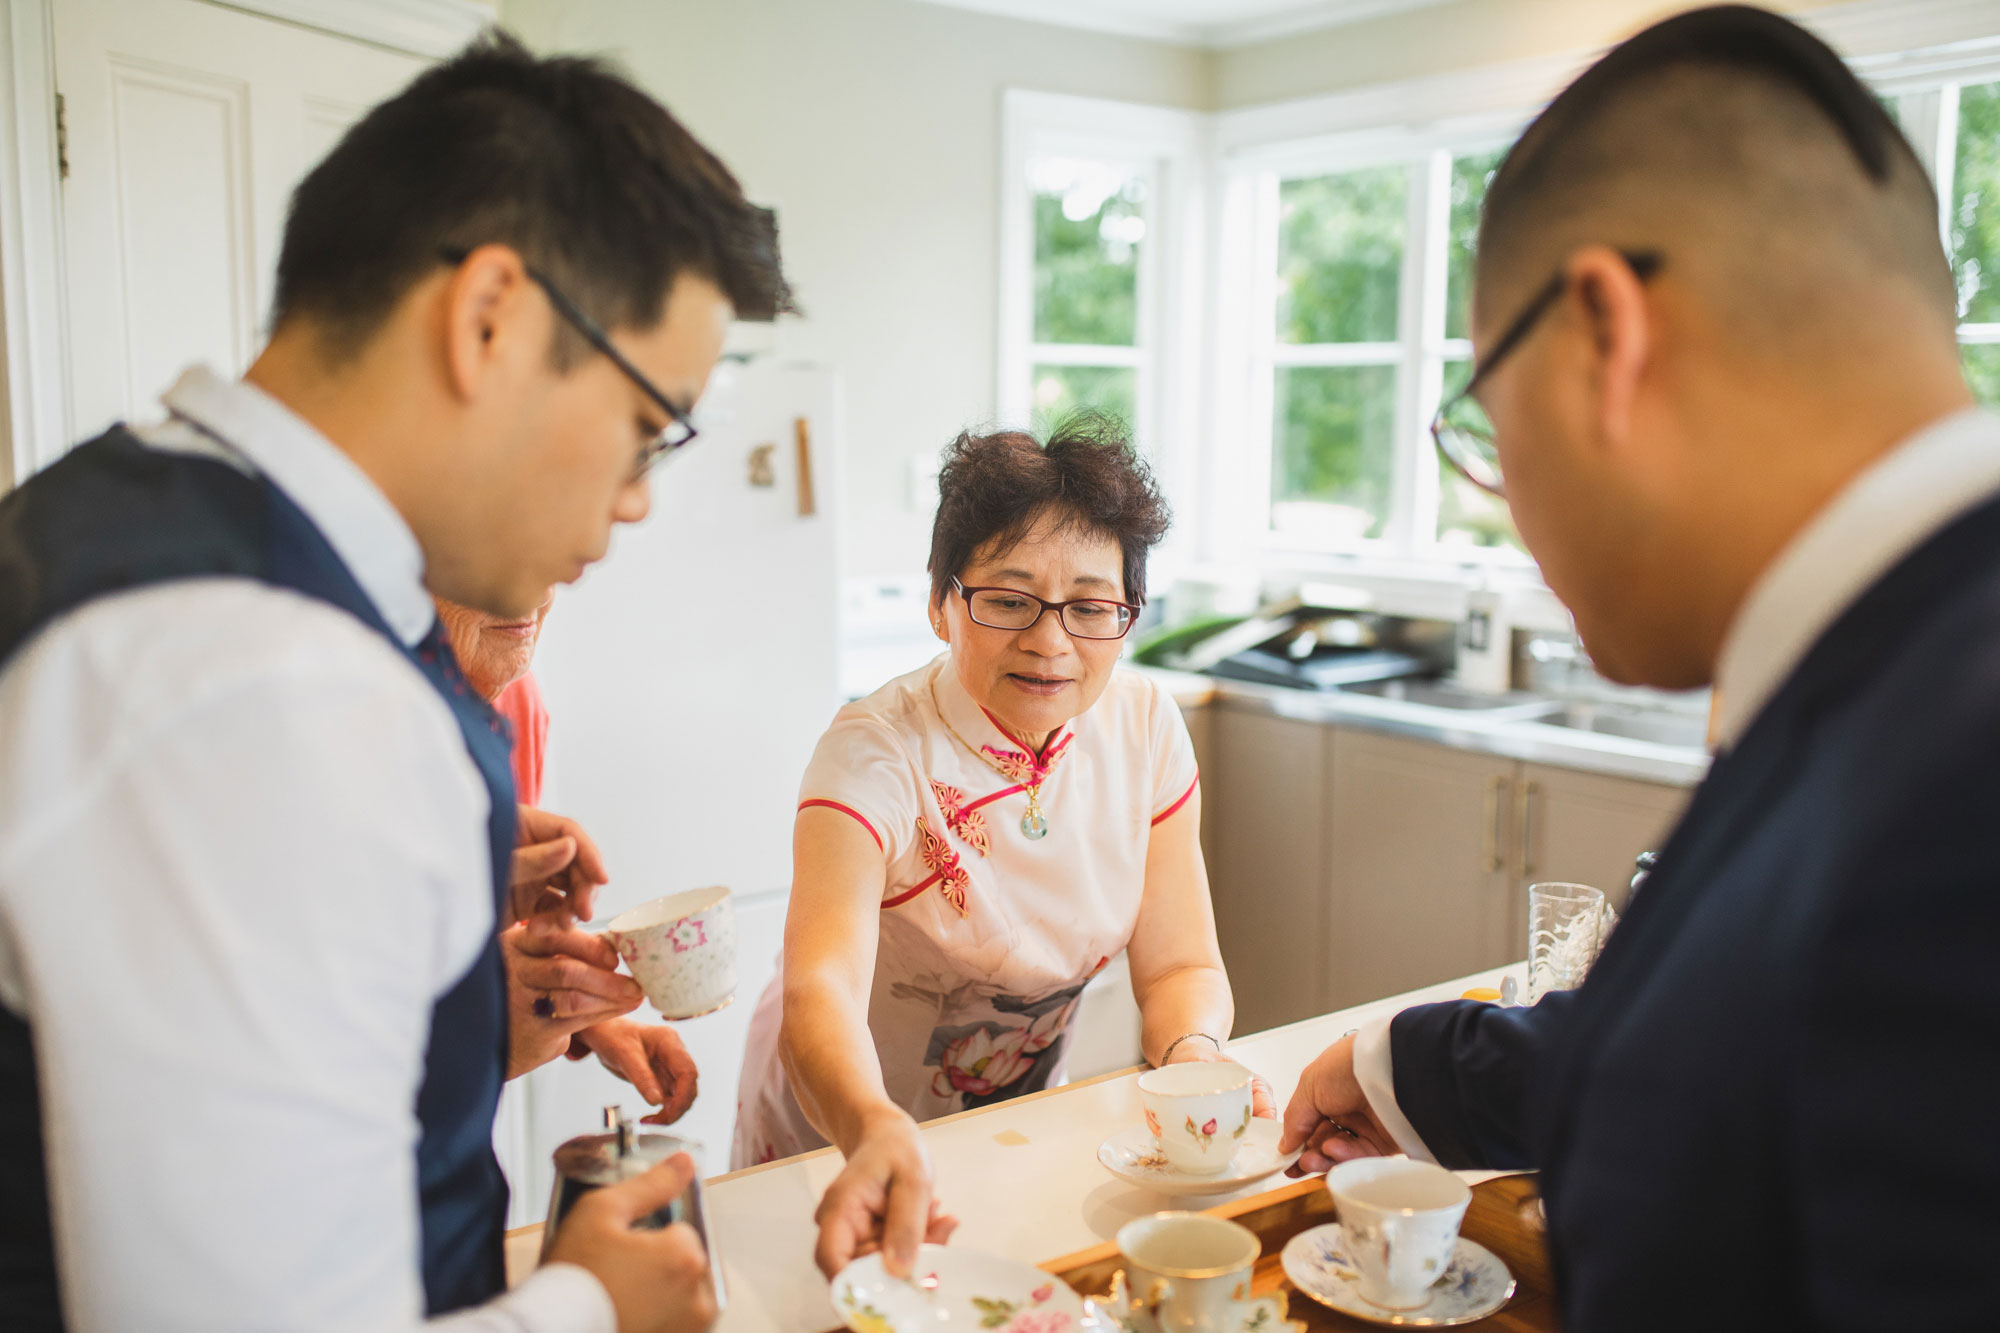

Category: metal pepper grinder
[540, 1105, 725, 1308]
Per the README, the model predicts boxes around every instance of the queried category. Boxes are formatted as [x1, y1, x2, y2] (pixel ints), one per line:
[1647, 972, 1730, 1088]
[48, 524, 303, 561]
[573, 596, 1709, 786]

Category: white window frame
[992, 0, 2000, 618]
[1227, 119, 1529, 566]
[998, 90, 1208, 565]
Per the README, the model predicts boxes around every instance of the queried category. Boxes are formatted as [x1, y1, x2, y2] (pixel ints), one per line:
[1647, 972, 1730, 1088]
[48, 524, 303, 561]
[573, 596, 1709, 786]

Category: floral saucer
[834, 1244, 1084, 1333]
[1096, 1118, 1302, 1196]
[1279, 1223, 1515, 1327]
[1081, 1291, 1306, 1333]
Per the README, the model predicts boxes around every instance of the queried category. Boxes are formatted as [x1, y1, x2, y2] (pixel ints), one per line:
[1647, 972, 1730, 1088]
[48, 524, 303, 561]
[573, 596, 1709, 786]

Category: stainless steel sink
[1541, 702, 1709, 750]
[1338, 678, 1563, 716]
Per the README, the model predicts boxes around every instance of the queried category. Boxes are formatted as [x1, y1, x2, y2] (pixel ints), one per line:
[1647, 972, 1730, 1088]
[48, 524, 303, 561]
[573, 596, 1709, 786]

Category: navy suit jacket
[1390, 492, 2000, 1330]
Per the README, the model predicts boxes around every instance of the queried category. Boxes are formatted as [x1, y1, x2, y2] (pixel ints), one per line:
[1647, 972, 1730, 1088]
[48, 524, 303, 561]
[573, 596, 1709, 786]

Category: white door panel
[54, 0, 422, 441]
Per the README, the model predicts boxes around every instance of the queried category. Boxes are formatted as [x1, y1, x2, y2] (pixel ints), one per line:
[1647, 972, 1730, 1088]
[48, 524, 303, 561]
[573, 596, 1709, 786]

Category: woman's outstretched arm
[780, 808, 956, 1280]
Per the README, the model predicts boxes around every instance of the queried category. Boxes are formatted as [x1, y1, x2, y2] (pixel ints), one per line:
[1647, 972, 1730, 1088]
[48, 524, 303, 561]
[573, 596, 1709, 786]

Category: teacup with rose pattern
[1136, 1060, 1254, 1175]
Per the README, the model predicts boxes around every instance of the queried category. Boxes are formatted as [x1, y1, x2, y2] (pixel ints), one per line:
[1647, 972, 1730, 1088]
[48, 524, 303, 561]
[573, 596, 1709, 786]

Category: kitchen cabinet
[1324, 730, 1517, 1013]
[1204, 707, 1693, 1037]
[1512, 762, 1687, 911]
[1205, 703, 1330, 1037]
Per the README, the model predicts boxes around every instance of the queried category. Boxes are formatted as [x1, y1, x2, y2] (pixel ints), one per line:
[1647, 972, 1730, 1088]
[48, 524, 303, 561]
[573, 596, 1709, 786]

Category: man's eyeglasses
[439, 246, 698, 477]
[953, 577, 1141, 641]
[1430, 249, 1664, 500]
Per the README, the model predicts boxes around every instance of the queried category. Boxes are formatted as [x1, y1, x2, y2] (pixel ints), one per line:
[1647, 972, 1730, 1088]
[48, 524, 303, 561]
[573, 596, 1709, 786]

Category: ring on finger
[532, 993, 556, 1019]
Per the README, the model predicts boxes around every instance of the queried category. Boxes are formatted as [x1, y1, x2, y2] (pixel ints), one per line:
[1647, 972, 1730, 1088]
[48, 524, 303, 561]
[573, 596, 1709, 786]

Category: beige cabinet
[1204, 707, 1693, 1035]
[1512, 762, 1687, 912]
[1323, 730, 1517, 1012]
[1204, 703, 1330, 1037]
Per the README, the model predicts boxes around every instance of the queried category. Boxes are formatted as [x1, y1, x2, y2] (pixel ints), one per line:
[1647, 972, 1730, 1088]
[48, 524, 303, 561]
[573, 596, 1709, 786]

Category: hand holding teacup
[1279, 1032, 1401, 1174]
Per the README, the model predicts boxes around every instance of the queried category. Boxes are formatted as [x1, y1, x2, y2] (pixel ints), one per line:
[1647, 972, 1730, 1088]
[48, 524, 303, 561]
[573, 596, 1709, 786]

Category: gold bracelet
[1158, 1032, 1222, 1065]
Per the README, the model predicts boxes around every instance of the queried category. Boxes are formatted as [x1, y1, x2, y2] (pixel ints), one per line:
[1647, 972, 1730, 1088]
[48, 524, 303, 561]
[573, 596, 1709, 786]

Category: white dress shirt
[0, 368, 613, 1332]
[1352, 405, 2000, 1162]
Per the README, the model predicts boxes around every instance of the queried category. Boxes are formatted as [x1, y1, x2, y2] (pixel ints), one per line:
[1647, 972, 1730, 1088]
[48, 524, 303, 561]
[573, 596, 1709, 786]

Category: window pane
[1276, 168, 1407, 345]
[1962, 343, 2000, 406]
[1032, 159, 1145, 345]
[1031, 364, 1136, 434]
[1446, 149, 1507, 341]
[1952, 80, 2000, 324]
[1271, 365, 1397, 541]
[1436, 359, 1523, 554]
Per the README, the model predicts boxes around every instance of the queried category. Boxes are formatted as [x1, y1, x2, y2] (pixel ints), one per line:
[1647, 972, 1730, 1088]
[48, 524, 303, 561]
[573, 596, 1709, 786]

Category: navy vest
[0, 428, 516, 1326]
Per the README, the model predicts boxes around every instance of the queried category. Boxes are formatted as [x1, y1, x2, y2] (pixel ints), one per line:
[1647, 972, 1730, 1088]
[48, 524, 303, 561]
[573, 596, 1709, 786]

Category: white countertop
[696, 964, 1514, 1333]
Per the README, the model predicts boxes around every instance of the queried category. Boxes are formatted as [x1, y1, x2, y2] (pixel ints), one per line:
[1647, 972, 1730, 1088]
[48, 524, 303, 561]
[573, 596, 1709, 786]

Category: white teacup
[604, 887, 736, 1020]
[1111, 1212, 1259, 1333]
[1136, 1060, 1254, 1176]
[1327, 1157, 1471, 1311]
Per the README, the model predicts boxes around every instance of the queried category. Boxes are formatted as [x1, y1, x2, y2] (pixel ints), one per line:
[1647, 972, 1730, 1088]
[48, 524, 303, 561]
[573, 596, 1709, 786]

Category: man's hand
[578, 1019, 700, 1125]
[503, 916, 642, 1079]
[814, 1109, 958, 1279]
[1162, 1039, 1277, 1120]
[511, 804, 609, 926]
[1280, 1034, 1401, 1174]
[544, 1153, 718, 1333]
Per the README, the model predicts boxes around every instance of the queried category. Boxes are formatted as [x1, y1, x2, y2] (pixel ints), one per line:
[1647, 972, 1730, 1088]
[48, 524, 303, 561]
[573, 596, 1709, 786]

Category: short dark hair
[273, 30, 793, 362]
[1476, 5, 1950, 332]
[927, 412, 1170, 609]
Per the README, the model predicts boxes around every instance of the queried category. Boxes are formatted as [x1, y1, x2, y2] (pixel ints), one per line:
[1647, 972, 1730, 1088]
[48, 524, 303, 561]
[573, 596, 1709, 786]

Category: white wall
[502, 0, 1210, 580]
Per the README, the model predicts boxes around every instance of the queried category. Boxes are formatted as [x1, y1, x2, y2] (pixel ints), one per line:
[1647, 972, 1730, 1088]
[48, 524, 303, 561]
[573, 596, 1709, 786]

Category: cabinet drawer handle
[1483, 776, 1507, 873]
[1515, 780, 1541, 878]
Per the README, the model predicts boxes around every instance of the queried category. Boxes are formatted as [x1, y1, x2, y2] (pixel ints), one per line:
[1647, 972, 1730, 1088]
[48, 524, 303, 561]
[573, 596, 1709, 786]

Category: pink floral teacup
[1136, 1061, 1254, 1176]
[604, 887, 736, 1019]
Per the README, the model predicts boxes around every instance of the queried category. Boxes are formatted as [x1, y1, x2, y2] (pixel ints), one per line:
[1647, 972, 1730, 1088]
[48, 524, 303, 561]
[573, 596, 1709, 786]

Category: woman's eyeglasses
[439, 246, 698, 478]
[952, 577, 1140, 641]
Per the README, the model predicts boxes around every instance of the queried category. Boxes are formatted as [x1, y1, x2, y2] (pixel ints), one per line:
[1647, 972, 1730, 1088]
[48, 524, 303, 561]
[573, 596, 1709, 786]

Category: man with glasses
[0, 32, 787, 1333]
[1283, 5, 1999, 1327]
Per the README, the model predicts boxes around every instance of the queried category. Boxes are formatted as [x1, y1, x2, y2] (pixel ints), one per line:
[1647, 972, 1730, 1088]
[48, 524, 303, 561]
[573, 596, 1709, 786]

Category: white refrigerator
[498, 357, 844, 1223]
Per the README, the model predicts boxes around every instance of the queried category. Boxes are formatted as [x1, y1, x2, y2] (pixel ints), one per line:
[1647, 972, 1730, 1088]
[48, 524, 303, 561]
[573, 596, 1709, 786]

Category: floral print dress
[731, 656, 1200, 1169]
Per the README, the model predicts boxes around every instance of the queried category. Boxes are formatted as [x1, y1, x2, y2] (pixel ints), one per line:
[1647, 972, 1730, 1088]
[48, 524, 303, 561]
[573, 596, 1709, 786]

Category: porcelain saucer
[1280, 1223, 1515, 1327]
[833, 1243, 1084, 1333]
[1082, 1291, 1305, 1333]
[1096, 1118, 1302, 1196]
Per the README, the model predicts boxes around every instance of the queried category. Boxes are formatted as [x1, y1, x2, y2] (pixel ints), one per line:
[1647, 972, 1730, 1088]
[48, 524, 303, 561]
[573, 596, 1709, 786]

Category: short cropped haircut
[273, 30, 793, 363]
[927, 413, 1171, 609]
[1476, 5, 1951, 334]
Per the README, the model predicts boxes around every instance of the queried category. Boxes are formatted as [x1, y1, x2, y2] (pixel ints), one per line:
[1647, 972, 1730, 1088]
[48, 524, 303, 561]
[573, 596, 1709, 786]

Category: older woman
[733, 415, 1265, 1273]
[435, 595, 698, 1123]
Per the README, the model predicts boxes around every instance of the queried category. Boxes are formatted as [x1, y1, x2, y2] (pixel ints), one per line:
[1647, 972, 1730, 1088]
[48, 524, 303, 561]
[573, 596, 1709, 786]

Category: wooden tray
[1042, 1175, 1557, 1332]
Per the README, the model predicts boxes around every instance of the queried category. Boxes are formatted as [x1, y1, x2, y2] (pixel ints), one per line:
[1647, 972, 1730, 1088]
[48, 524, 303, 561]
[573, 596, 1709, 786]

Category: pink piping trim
[798, 799, 883, 852]
[1150, 772, 1200, 826]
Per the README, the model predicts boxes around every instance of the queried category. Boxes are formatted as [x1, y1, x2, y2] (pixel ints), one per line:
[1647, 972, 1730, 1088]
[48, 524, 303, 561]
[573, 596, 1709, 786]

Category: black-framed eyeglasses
[1431, 249, 1663, 499]
[952, 577, 1141, 641]
[439, 246, 698, 477]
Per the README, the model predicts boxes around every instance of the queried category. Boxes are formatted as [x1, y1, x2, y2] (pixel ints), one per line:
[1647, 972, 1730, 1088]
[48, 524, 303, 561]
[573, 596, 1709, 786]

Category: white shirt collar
[156, 365, 434, 647]
[1712, 406, 2000, 748]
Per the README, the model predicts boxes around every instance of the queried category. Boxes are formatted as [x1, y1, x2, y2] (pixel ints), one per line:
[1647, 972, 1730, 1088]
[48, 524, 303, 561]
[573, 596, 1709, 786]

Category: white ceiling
[908, 0, 1457, 49]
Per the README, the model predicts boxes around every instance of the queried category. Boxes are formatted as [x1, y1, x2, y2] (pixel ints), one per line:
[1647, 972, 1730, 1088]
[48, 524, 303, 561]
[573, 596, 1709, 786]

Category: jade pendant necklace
[930, 677, 1060, 841]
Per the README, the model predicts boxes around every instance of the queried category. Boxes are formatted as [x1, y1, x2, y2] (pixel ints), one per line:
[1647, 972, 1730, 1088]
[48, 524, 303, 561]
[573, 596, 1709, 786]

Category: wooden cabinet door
[1324, 729, 1516, 1012]
[1205, 704, 1329, 1036]
[1514, 764, 1692, 913]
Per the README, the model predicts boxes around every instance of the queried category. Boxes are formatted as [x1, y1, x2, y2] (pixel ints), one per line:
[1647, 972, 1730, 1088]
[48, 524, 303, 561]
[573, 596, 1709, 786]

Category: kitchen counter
[1133, 667, 1710, 788]
[505, 965, 1516, 1333]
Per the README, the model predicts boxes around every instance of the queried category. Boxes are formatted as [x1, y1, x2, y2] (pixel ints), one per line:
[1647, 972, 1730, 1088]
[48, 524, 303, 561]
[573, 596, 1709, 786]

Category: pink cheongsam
[730, 656, 1200, 1168]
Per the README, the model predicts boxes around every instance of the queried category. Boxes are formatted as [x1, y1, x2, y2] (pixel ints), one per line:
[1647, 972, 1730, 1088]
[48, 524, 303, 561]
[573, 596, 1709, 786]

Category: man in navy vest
[0, 31, 788, 1333]
[1280, 7, 2000, 1330]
